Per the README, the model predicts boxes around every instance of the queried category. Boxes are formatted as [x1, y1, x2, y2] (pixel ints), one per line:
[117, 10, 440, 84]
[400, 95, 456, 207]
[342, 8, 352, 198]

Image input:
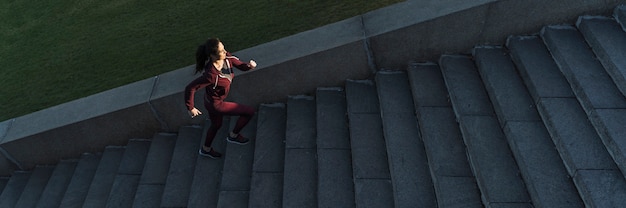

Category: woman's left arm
[228, 53, 256, 71]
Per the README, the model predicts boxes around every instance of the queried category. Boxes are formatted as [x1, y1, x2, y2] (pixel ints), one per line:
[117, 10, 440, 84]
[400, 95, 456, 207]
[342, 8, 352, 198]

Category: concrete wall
[1, 0, 625, 175]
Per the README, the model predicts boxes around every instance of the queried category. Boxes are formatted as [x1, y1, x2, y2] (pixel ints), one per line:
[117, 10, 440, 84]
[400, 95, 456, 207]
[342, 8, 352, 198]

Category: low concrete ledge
[1, 0, 625, 175]
[0, 78, 162, 171]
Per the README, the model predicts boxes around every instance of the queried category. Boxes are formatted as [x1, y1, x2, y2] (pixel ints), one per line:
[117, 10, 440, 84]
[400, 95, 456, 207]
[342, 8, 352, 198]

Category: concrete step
[375, 70, 436, 207]
[509, 33, 626, 207]
[538, 98, 626, 206]
[188, 119, 227, 208]
[474, 46, 583, 207]
[217, 115, 257, 208]
[576, 16, 626, 181]
[506, 35, 576, 102]
[161, 125, 202, 207]
[615, 4, 626, 31]
[249, 103, 286, 207]
[283, 95, 318, 207]
[133, 133, 177, 207]
[472, 46, 541, 125]
[408, 63, 482, 207]
[541, 25, 626, 110]
[439, 55, 495, 117]
[439, 55, 532, 206]
[542, 24, 626, 180]
[577, 16, 626, 97]
[36, 160, 77, 208]
[0, 171, 31, 207]
[106, 139, 150, 208]
[59, 153, 101, 207]
[83, 146, 125, 208]
[315, 87, 355, 208]
[14, 165, 54, 207]
[345, 79, 393, 208]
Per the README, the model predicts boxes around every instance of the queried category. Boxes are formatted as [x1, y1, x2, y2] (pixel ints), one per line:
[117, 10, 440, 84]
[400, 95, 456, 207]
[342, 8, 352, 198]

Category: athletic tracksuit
[184, 53, 255, 148]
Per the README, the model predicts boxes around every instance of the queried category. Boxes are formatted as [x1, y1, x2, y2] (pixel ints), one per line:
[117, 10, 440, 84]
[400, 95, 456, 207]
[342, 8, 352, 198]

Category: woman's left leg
[214, 101, 255, 135]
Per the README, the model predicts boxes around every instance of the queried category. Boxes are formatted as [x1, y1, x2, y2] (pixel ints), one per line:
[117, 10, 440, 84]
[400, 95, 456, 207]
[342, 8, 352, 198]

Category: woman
[184, 38, 257, 158]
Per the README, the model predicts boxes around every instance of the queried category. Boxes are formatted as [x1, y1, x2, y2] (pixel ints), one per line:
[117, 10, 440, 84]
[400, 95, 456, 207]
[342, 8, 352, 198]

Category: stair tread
[537, 98, 626, 205]
[345, 80, 390, 179]
[542, 25, 626, 109]
[476, 46, 584, 206]
[219, 116, 257, 191]
[283, 148, 317, 207]
[59, 153, 102, 207]
[283, 97, 318, 207]
[188, 119, 227, 208]
[345, 80, 393, 206]
[504, 121, 584, 206]
[441, 55, 531, 204]
[507, 35, 576, 102]
[574, 169, 626, 206]
[316, 88, 351, 149]
[577, 16, 626, 181]
[83, 146, 125, 208]
[439, 55, 495, 117]
[36, 160, 77, 208]
[537, 98, 617, 171]
[409, 64, 474, 176]
[106, 139, 150, 208]
[317, 149, 355, 208]
[316, 88, 355, 208]
[435, 176, 482, 208]
[286, 96, 316, 149]
[473, 47, 541, 125]
[249, 104, 286, 207]
[138, 133, 177, 185]
[375, 71, 436, 207]
[161, 126, 202, 207]
[106, 174, 140, 208]
[459, 116, 532, 203]
[249, 172, 283, 208]
[132, 184, 163, 208]
[14, 165, 54, 207]
[217, 190, 249, 208]
[594, 109, 626, 167]
[354, 179, 394, 208]
[408, 63, 451, 108]
[252, 104, 286, 173]
[578, 16, 626, 97]
[345, 79, 380, 114]
[0, 171, 31, 208]
[117, 139, 150, 175]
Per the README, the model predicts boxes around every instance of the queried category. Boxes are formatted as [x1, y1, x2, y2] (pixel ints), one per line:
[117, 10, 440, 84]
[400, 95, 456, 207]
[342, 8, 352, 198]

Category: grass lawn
[0, 0, 403, 121]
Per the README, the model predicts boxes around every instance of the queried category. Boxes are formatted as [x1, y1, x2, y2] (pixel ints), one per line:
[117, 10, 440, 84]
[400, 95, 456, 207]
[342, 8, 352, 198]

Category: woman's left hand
[249, 60, 257, 69]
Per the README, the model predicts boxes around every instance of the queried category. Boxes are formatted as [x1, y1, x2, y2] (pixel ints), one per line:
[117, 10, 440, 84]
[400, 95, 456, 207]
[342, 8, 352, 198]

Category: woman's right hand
[189, 108, 202, 118]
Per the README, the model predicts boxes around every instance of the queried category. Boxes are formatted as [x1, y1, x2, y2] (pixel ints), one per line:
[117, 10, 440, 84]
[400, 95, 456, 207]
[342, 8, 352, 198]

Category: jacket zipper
[213, 59, 230, 89]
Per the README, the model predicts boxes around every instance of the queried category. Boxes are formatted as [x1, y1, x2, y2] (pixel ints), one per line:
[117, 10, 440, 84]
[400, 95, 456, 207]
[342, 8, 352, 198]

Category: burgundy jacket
[184, 53, 253, 111]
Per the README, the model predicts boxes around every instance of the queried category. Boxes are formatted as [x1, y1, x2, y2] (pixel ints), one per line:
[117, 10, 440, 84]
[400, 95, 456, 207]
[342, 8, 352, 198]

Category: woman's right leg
[204, 112, 223, 148]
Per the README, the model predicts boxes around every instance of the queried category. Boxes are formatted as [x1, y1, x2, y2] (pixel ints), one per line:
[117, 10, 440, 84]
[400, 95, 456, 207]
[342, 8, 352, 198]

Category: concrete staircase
[2, 5, 626, 208]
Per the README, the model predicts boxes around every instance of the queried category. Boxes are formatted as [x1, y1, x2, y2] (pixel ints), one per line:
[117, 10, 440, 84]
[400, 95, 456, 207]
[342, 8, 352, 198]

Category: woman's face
[212, 42, 226, 61]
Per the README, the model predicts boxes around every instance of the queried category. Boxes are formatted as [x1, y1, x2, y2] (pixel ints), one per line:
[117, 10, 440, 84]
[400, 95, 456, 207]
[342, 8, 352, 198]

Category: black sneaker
[199, 148, 222, 158]
[226, 134, 250, 145]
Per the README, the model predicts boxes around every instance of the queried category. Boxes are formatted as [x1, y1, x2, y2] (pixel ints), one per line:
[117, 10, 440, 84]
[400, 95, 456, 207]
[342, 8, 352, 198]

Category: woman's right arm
[184, 74, 211, 117]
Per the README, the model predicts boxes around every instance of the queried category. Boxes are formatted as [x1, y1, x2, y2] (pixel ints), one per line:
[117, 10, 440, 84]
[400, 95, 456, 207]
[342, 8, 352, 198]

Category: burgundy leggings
[203, 100, 255, 148]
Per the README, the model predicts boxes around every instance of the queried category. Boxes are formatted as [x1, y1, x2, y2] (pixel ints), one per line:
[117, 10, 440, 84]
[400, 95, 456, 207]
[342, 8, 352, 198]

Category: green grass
[0, 0, 403, 121]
